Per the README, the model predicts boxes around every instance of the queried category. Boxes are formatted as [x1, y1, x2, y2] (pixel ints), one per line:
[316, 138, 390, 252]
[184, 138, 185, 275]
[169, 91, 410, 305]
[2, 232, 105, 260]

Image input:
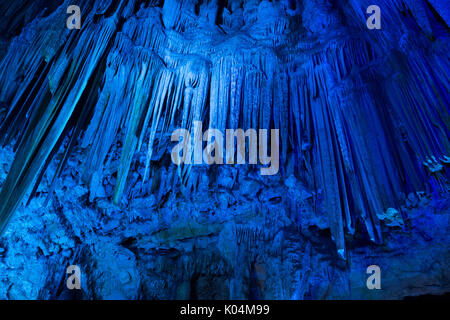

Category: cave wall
[0, 0, 448, 299]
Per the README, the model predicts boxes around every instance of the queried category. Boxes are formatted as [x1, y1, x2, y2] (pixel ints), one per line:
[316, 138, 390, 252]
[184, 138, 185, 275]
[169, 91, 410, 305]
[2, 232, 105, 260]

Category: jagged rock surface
[0, 0, 448, 299]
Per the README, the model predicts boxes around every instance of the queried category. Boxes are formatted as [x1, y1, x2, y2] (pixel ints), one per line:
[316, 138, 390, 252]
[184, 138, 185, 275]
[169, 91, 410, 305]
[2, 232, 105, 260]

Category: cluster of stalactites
[0, 0, 448, 257]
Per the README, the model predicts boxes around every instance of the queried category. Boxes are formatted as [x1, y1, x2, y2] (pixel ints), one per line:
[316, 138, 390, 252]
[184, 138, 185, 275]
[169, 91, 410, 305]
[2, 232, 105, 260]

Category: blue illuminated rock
[0, 0, 448, 300]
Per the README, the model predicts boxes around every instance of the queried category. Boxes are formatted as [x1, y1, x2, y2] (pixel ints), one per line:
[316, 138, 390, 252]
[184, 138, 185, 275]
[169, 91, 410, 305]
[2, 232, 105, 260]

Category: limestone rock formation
[0, 0, 448, 299]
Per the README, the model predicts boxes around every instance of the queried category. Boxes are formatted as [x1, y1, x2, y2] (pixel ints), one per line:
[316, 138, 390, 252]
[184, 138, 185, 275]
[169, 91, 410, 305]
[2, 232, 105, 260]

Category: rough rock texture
[0, 0, 448, 299]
